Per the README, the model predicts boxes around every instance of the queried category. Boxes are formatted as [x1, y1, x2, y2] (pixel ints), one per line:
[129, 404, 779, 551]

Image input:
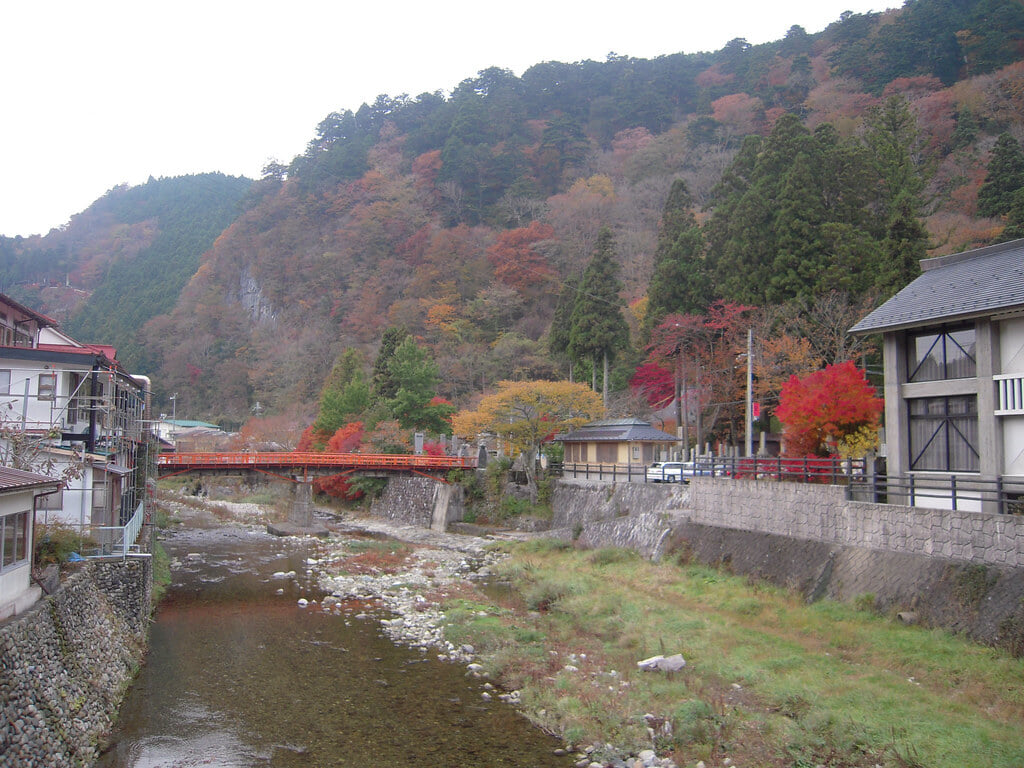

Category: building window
[0, 369, 9, 395]
[907, 326, 976, 382]
[38, 372, 57, 401]
[908, 396, 979, 472]
[596, 443, 617, 463]
[1, 511, 30, 572]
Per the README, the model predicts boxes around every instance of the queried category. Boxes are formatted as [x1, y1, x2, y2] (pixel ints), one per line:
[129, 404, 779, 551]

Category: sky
[0, 0, 889, 238]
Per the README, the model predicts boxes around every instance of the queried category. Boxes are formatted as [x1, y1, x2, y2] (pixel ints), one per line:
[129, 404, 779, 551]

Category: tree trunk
[602, 351, 609, 408]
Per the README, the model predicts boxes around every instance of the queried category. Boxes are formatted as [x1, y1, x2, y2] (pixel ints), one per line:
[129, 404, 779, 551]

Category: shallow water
[96, 526, 572, 767]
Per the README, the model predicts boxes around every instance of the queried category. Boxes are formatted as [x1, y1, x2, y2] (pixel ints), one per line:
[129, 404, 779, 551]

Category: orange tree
[775, 361, 883, 457]
[452, 380, 603, 497]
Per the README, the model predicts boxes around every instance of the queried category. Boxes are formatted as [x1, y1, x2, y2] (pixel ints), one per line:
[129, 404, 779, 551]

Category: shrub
[35, 523, 96, 565]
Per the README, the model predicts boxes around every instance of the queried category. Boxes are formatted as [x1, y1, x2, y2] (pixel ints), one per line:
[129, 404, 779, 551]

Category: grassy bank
[440, 540, 1024, 768]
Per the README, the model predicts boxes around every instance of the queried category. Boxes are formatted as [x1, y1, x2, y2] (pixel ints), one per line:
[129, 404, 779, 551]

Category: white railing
[995, 373, 1024, 415]
[89, 502, 145, 559]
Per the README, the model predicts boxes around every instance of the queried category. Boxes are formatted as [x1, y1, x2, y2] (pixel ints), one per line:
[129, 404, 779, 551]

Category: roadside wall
[0, 557, 152, 767]
[686, 478, 1024, 568]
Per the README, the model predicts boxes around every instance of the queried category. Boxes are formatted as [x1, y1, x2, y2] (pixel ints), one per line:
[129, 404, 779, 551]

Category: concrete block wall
[686, 478, 1024, 568]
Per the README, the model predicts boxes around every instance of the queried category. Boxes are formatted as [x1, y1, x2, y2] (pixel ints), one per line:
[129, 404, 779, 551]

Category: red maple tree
[775, 361, 883, 457]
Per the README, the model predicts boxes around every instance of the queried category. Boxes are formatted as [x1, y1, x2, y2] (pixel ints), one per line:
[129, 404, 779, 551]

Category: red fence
[157, 451, 476, 475]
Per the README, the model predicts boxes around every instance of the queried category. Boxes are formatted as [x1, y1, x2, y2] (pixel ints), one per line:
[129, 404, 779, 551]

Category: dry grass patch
[444, 542, 1024, 768]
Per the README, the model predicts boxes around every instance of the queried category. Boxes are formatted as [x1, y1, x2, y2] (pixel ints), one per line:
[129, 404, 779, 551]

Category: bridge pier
[267, 480, 329, 537]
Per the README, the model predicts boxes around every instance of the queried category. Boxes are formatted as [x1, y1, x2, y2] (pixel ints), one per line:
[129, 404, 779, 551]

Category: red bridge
[157, 451, 476, 482]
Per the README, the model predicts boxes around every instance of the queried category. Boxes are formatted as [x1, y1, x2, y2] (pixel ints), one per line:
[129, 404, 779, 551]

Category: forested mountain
[5, 0, 1024, 436]
[1, 173, 252, 371]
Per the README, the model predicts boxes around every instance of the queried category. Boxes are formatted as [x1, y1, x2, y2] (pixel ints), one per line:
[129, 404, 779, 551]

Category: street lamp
[169, 393, 177, 443]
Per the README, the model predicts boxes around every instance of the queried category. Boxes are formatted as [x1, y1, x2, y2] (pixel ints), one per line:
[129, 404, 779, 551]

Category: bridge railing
[157, 451, 477, 472]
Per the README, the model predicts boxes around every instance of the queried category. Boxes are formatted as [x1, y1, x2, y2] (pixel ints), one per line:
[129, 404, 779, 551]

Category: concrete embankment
[0, 558, 152, 768]
[376, 474, 1024, 654]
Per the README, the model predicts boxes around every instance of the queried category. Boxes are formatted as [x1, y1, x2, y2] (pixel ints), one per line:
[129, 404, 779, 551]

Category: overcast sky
[0, 0, 888, 237]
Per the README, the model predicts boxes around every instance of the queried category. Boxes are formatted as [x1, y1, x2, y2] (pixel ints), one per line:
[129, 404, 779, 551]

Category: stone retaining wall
[549, 478, 1024, 653]
[551, 479, 688, 530]
[370, 476, 464, 529]
[686, 477, 1024, 567]
[0, 557, 152, 767]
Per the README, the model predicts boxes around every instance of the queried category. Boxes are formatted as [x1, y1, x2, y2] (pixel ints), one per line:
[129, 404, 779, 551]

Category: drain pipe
[30, 484, 64, 595]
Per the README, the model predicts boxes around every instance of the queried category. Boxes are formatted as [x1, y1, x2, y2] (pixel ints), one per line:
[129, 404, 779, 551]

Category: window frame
[37, 372, 57, 401]
[908, 394, 980, 472]
[906, 324, 977, 383]
[0, 510, 30, 572]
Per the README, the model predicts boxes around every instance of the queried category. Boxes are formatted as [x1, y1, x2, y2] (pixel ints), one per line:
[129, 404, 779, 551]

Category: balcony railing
[995, 373, 1024, 415]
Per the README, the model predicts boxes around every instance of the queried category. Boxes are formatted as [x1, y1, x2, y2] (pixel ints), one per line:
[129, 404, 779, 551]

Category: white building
[0, 466, 62, 619]
[851, 238, 1024, 512]
[0, 295, 151, 530]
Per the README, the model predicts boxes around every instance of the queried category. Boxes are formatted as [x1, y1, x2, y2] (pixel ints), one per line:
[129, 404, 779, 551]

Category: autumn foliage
[775, 361, 883, 457]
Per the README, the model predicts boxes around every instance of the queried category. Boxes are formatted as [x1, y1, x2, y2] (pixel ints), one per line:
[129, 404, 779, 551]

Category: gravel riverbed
[164, 498, 681, 768]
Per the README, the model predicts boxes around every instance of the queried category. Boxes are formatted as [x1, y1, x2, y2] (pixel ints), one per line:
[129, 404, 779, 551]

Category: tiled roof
[0, 466, 62, 492]
[558, 418, 677, 443]
[851, 238, 1024, 334]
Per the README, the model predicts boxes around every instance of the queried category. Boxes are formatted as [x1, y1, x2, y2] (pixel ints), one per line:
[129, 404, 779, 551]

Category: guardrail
[87, 501, 145, 559]
[847, 473, 1024, 514]
[556, 456, 867, 485]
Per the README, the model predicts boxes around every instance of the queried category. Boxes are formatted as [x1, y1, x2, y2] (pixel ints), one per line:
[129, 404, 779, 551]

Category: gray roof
[0, 466, 62, 493]
[850, 238, 1024, 334]
[557, 418, 677, 443]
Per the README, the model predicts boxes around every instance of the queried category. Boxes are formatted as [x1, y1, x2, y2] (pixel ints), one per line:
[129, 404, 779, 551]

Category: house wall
[998, 316, 1024, 477]
[884, 318, 1016, 512]
[0, 492, 34, 619]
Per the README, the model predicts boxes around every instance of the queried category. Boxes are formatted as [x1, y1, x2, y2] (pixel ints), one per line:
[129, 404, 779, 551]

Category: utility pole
[745, 328, 753, 458]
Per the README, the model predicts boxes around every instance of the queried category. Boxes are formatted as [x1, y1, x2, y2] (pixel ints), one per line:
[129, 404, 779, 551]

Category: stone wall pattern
[0, 558, 151, 768]
[685, 478, 1024, 568]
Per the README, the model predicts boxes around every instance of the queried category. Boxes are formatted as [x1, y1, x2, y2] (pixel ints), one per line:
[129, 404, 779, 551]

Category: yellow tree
[453, 380, 604, 485]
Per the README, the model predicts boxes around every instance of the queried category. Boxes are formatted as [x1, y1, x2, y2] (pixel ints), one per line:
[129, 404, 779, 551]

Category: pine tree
[646, 180, 709, 330]
[978, 133, 1024, 218]
[568, 228, 630, 406]
[314, 349, 370, 435]
[372, 326, 409, 400]
[878, 191, 927, 295]
[548, 276, 580, 379]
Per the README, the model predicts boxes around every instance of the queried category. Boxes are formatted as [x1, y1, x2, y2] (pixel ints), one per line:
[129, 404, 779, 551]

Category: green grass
[441, 543, 1024, 767]
[151, 541, 171, 607]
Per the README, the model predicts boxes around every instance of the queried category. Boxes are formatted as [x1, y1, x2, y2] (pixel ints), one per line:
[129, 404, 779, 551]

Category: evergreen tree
[568, 228, 630, 406]
[314, 349, 371, 435]
[978, 133, 1024, 218]
[878, 192, 927, 295]
[548, 276, 580, 379]
[372, 326, 410, 400]
[1000, 189, 1024, 242]
[646, 180, 709, 329]
[386, 337, 455, 433]
[863, 95, 925, 213]
[770, 152, 827, 304]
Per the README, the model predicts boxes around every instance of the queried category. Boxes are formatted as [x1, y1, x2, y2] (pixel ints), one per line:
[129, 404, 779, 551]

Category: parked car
[646, 461, 688, 483]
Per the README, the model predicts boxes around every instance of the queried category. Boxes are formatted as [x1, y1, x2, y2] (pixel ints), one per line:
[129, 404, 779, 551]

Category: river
[95, 523, 573, 767]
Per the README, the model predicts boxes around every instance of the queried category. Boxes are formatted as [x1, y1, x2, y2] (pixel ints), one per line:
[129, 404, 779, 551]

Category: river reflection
[97, 526, 572, 768]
